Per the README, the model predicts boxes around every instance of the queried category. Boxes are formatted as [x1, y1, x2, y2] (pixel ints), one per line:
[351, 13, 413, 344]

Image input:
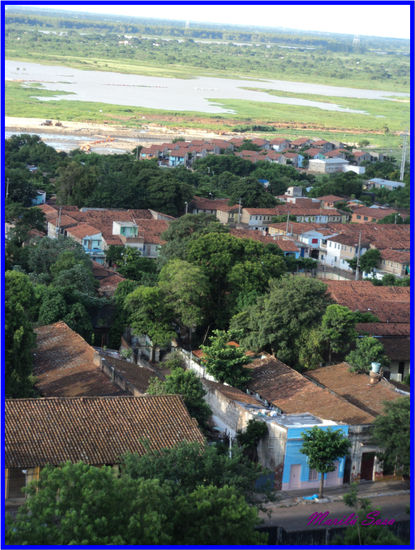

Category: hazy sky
[32, 3, 410, 40]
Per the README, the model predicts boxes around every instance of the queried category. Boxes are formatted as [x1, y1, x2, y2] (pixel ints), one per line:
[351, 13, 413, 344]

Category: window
[364, 216, 368, 221]
[357, 215, 361, 219]
[309, 468, 319, 481]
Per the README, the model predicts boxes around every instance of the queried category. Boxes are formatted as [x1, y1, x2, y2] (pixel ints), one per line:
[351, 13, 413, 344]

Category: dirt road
[5, 116, 238, 151]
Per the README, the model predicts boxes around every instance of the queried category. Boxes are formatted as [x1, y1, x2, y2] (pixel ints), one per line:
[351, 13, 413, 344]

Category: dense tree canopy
[231, 276, 331, 366]
[371, 397, 410, 477]
[201, 330, 252, 389]
[5, 271, 37, 397]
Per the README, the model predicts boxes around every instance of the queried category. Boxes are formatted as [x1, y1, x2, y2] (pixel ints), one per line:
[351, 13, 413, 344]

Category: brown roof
[291, 137, 311, 145]
[381, 337, 410, 362]
[229, 228, 299, 252]
[102, 355, 164, 393]
[5, 395, 205, 468]
[352, 206, 398, 220]
[34, 322, 126, 397]
[246, 356, 374, 424]
[324, 280, 410, 323]
[202, 379, 261, 405]
[270, 137, 290, 144]
[356, 322, 410, 337]
[190, 196, 230, 211]
[316, 195, 345, 203]
[303, 148, 322, 157]
[66, 223, 101, 240]
[380, 249, 410, 264]
[306, 363, 404, 418]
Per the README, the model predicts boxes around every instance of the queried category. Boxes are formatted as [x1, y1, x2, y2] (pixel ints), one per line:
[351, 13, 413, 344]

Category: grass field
[5, 79, 407, 154]
[5, 48, 410, 92]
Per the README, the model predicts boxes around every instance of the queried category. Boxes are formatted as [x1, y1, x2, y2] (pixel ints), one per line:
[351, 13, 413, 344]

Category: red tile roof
[246, 356, 374, 424]
[381, 337, 410, 362]
[230, 228, 299, 252]
[380, 248, 410, 264]
[5, 395, 205, 468]
[324, 280, 410, 323]
[190, 196, 231, 211]
[315, 195, 345, 203]
[270, 137, 290, 145]
[355, 322, 410, 337]
[66, 223, 101, 240]
[351, 206, 398, 220]
[306, 363, 404, 417]
[33, 322, 126, 397]
[202, 379, 261, 406]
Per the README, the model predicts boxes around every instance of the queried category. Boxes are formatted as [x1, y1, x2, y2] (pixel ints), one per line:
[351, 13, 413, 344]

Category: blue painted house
[31, 190, 46, 206]
[280, 419, 348, 491]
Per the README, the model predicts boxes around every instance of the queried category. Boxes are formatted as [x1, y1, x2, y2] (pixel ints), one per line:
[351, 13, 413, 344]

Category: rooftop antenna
[400, 130, 408, 182]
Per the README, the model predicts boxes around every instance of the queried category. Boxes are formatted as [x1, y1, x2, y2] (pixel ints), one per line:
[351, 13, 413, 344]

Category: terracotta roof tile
[230, 228, 299, 252]
[190, 196, 231, 211]
[380, 248, 410, 264]
[306, 363, 404, 417]
[246, 356, 374, 424]
[381, 337, 410, 361]
[356, 322, 410, 337]
[324, 280, 410, 323]
[33, 322, 126, 397]
[5, 395, 205, 468]
[66, 223, 101, 240]
[202, 380, 261, 406]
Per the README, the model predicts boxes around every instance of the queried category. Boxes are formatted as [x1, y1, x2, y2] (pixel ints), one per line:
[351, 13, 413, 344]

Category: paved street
[260, 480, 411, 531]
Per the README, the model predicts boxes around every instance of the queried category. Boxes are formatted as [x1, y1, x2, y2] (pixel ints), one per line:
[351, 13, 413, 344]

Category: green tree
[346, 336, 389, 373]
[371, 397, 410, 478]
[124, 286, 175, 355]
[63, 302, 94, 340]
[5, 271, 37, 397]
[348, 248, 381, 275]
[37, 288, 67, 325]
[201, 330, 252, 389]
[122, 441, 265, 501]
[114, 247, 158, 285]
[56, 161, 99, 207]
[231, 276, 330, 366]
[300, 427, 351, 498]
[237, 419, 268, 462]
[174, 484, 266, 545]
[159, 213, 228, 264]
[298, 327, 324, 370]
[6, 462, 174, 545]
[320, 304, 357, 363]
[147, 367, 211, 428]
[158, 259, 210, 343]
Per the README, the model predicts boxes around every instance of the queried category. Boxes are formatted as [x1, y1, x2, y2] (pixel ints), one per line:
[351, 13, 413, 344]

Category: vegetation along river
[6, 61, 408, 115]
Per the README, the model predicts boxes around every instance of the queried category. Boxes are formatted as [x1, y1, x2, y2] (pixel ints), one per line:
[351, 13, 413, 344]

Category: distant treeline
[5, 11, 410, 53]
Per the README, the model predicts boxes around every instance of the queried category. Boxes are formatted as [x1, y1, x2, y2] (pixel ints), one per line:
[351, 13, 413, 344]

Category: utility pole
[355, 230, 362, 281]
[6, 178, 10, 199]
[400, 131, 408, 182]
[136, 145, 139, 161]
[56, 207, 62, 238]
[238, 197, 242, 224]
[184, 201, 188, 215]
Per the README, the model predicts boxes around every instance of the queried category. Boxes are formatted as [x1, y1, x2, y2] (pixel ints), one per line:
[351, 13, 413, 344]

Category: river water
[6, 60, 407, 115]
